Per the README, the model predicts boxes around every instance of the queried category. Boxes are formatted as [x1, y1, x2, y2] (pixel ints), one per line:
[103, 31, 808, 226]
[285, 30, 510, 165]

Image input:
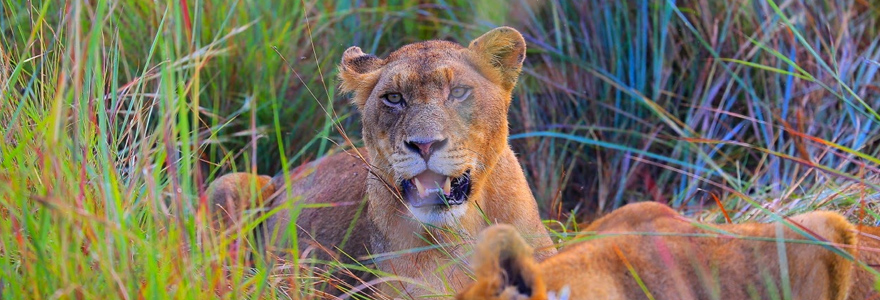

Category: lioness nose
[405, 137, 447, 160]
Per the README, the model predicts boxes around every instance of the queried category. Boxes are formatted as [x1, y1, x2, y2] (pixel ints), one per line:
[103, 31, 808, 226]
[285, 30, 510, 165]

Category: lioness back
[264, 150, 374, 268]
[206, 151, 375, 294]
[459, 202, 859, 300]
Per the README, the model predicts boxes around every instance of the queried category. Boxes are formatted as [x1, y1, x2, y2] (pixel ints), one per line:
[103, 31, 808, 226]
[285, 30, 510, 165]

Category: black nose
[405, 137, 447, 160]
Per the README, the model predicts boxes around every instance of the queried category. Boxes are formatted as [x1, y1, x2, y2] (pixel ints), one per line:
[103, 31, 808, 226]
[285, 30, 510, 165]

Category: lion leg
[205, 172, 276, 231]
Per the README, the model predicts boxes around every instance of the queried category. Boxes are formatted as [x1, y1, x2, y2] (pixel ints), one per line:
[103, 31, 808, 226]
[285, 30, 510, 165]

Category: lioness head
[338, 27, 527, 225]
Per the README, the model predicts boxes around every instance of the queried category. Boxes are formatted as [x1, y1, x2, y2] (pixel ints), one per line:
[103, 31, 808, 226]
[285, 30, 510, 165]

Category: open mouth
[400, 170, 471, 208]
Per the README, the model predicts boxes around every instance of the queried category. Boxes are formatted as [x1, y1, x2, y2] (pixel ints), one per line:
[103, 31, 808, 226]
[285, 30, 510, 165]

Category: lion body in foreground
[459, 202, 880, 300]
[207, 27, 556, 297]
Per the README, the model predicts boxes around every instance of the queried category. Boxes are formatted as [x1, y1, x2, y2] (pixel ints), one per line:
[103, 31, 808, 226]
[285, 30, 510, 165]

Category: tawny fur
[459, 202, 864, 300]
[206, 27, 556, 297]
[205, 173, 275, 230]
[850, 225, 880, 299]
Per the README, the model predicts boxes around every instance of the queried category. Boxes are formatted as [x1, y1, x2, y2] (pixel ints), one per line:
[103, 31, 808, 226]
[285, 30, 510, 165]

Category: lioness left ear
[338, 46, 385, 107]
[468, 27, 527, 90]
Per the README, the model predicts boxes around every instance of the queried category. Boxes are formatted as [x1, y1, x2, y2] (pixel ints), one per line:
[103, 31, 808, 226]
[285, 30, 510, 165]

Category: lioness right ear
[459, 224, 544, 300]
[338, 46, 385, 107]
[468, 27, 527, 91]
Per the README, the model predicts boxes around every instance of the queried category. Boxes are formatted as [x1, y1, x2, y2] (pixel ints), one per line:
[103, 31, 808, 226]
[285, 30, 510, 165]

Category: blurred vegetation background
[2, 0, 879, 298]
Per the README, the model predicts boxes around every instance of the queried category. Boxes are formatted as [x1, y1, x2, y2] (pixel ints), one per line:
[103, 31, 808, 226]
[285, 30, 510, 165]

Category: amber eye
[382, 93, 404, 105]
[450, 87, 470, 100]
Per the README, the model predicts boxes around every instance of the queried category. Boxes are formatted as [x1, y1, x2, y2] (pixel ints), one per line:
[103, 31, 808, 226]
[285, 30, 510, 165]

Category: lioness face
[339, 28, 526, 225]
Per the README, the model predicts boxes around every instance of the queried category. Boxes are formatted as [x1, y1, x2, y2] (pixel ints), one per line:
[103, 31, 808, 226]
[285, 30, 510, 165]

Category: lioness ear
[468, 27, 527, 90]
[461, 224, 544, 299]
[338, 46, 385, 107]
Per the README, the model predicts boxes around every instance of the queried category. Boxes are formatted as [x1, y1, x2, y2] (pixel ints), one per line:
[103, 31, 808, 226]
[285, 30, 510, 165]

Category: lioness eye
[450, 87, 470, 100]
[382, 93, 404, 105]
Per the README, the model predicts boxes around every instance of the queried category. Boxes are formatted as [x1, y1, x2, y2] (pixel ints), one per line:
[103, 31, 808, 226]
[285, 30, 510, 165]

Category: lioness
[457, 202, 879, 300]
[207, 27, 557, 297]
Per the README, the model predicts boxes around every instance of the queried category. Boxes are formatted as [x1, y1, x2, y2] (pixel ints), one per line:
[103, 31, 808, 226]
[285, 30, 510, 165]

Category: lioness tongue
[413, 171, 450, 198]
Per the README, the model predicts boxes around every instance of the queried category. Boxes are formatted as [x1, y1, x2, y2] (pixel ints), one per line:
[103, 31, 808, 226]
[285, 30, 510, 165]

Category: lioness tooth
[443, 177, 452, 195]
[414, 178, 427, 198]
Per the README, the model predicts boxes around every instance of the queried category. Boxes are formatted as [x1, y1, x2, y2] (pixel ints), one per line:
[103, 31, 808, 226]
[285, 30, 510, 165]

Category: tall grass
[512, 0, 880, 222]
[1, 0, 878, 298]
